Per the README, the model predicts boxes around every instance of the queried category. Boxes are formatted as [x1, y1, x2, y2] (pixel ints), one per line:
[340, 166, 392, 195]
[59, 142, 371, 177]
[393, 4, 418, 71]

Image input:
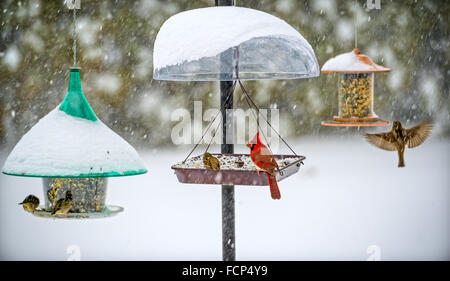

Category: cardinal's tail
[267, 173, 281, 200]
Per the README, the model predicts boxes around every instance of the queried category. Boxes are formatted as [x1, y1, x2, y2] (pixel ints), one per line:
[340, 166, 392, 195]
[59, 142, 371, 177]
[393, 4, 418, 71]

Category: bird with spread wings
[365, 121, 432, 167]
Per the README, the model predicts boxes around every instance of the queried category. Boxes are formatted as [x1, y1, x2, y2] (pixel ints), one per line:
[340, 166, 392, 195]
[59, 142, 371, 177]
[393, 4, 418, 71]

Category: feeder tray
[172, 154, 305, 186]
[321, 49, 390, 127]
[32, 205, 124, 219]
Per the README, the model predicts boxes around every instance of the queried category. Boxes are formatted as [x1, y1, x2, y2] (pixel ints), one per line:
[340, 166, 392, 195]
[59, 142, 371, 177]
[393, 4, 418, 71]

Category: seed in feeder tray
[235, 160, 244, 168]
[203, 152, 220, 171]
[18, 194, 40, 213]
[51, 190, 73, 215]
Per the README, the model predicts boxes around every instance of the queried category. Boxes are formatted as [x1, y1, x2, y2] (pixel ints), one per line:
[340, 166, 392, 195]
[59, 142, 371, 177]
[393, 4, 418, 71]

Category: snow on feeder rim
[153, 6, 319, 81]
[321, 48, 390, 127]
[2, 67, 147, 219]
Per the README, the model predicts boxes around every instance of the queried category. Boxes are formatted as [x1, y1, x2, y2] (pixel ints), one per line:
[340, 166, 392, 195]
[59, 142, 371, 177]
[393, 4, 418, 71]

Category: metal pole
[216, 0, 235, 261]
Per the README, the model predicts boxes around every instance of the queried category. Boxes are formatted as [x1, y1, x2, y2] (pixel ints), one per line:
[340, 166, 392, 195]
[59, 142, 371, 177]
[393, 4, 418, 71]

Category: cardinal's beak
[247, 142, 252, 148]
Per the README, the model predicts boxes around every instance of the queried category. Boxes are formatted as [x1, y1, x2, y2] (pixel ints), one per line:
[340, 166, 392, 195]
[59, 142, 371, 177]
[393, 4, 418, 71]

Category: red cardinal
[247, 132, 281, 200]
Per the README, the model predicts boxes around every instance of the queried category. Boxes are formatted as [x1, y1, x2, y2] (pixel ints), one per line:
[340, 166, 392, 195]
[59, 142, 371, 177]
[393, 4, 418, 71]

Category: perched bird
[203, 152, 221, 171]
[19, 195, 40, 212]
[247, 132, 281, 200]
[47, 187, 58, 206]
[365, 121, 432, 167]
[51, 190, 73, 215]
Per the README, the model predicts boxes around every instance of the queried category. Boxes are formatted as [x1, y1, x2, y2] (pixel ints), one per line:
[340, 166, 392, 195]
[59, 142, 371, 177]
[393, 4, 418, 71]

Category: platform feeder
[153, 1, 319, 260]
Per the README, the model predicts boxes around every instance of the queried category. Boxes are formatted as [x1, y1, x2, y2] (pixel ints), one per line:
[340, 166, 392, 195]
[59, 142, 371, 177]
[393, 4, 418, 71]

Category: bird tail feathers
[267, 173, 281, 200]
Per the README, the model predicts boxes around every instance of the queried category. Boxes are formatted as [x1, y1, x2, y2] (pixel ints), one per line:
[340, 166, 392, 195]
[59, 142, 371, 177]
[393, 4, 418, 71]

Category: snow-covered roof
[321, 48, 390, 74]
[153, 6, 319, 81]
[2, 69, 147, 178]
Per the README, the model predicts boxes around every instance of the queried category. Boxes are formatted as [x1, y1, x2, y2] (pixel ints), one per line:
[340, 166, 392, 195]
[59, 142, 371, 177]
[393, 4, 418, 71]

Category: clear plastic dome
[153, 7, 319, 81]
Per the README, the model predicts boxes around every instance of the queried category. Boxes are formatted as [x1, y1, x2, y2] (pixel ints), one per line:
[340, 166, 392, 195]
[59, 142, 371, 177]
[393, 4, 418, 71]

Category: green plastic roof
[1, 67, 147, 178]
[59, 68, 98, 121]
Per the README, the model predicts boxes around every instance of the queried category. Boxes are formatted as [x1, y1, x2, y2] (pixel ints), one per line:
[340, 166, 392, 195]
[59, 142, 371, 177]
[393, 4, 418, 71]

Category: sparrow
[19, 195, 40, 212]
[203, 152, 220, 171]
[365, 121, 432, 167]
[51, 190, 73, 215]
[247, 132, 281, 200]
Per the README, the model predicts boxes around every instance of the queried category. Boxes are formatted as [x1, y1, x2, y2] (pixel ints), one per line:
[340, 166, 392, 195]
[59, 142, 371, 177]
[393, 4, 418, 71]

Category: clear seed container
[43, 178, 107, 213]
[336, 73, 377, 121]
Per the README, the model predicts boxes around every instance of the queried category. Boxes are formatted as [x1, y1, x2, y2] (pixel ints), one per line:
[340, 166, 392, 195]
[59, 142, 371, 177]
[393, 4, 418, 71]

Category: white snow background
[0, 136, 448, 260]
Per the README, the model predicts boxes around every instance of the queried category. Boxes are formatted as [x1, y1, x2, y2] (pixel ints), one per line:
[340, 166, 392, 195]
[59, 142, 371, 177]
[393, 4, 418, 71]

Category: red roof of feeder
[321, 48, 390, 74]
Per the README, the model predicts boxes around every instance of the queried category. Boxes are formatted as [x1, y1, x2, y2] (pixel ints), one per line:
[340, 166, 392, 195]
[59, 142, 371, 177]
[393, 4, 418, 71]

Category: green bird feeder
[2, 67, 147, 219]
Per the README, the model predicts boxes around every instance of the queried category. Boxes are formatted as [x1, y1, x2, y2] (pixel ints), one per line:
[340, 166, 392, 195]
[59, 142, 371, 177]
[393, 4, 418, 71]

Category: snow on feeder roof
[2, 68, 147, 178]
[153, 6, 319, 81]
[321, 49, 390, 127]
[321, 48, 390, 74]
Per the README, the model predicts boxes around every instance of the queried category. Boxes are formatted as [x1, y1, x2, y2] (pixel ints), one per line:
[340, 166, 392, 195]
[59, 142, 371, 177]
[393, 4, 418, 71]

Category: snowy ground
[0, 136, 449, 261]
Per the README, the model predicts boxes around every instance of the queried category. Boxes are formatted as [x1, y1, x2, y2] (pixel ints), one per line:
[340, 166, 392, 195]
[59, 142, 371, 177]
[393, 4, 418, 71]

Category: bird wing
[364, 132, 397, 151]
[406, 122, 432, 148]
[252, 146, 278, 173]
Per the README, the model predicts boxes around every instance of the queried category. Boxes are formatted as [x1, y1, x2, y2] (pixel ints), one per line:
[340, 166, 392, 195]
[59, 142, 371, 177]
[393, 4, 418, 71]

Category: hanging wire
[354, 0, 358, 49]
[238, 80, 298, 157]
[72, 6, 77, 66]
[183, 81, 237, 163]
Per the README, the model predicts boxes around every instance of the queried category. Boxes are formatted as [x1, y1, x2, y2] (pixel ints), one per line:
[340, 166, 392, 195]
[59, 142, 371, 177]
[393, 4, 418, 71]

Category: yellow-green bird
[51, 190, 73, 215]
[19, 195, 40, 212]
[365, 121, 432, 167]
[47, 187, 58, 206]
[203, 152, 221, 171]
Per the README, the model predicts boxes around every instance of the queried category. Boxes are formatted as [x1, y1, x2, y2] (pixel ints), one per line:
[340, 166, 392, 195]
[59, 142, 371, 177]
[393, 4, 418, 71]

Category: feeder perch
[321, 48, 390, 127]
[2, 67, 147, 219]
[153, 3, 318, 261]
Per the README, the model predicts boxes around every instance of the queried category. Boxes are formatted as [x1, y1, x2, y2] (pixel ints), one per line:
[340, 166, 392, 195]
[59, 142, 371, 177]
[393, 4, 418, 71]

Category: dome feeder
[153, 1, 318, 261]
[2, 67, 147, 219]
[2, 1, 147, 219]
[321, 48, 390, 127]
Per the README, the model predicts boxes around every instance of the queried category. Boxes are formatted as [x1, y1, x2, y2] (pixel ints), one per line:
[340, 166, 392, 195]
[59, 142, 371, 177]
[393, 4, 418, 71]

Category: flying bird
[247, 132, 281, 200]
[203, 152, 221, 171]
[19, 195, 40, 212]
[51, 190, 73, 215]
[365, 121, 432, 167]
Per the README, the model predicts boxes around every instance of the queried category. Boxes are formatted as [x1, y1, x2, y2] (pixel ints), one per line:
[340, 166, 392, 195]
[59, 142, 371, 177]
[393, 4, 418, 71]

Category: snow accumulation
[321, 49, 390, 73]
[153, 6, 312, 70]
[2, 107, 147, 177]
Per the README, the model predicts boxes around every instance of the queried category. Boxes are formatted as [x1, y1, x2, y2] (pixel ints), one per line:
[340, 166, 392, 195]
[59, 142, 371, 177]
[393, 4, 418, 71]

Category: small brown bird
[365, 121, 432, 167]
[51, 190, 73, 215]
[19, 195, 40, 212]
[47, 187, 58, 206]
[203, 152, 221, 171]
